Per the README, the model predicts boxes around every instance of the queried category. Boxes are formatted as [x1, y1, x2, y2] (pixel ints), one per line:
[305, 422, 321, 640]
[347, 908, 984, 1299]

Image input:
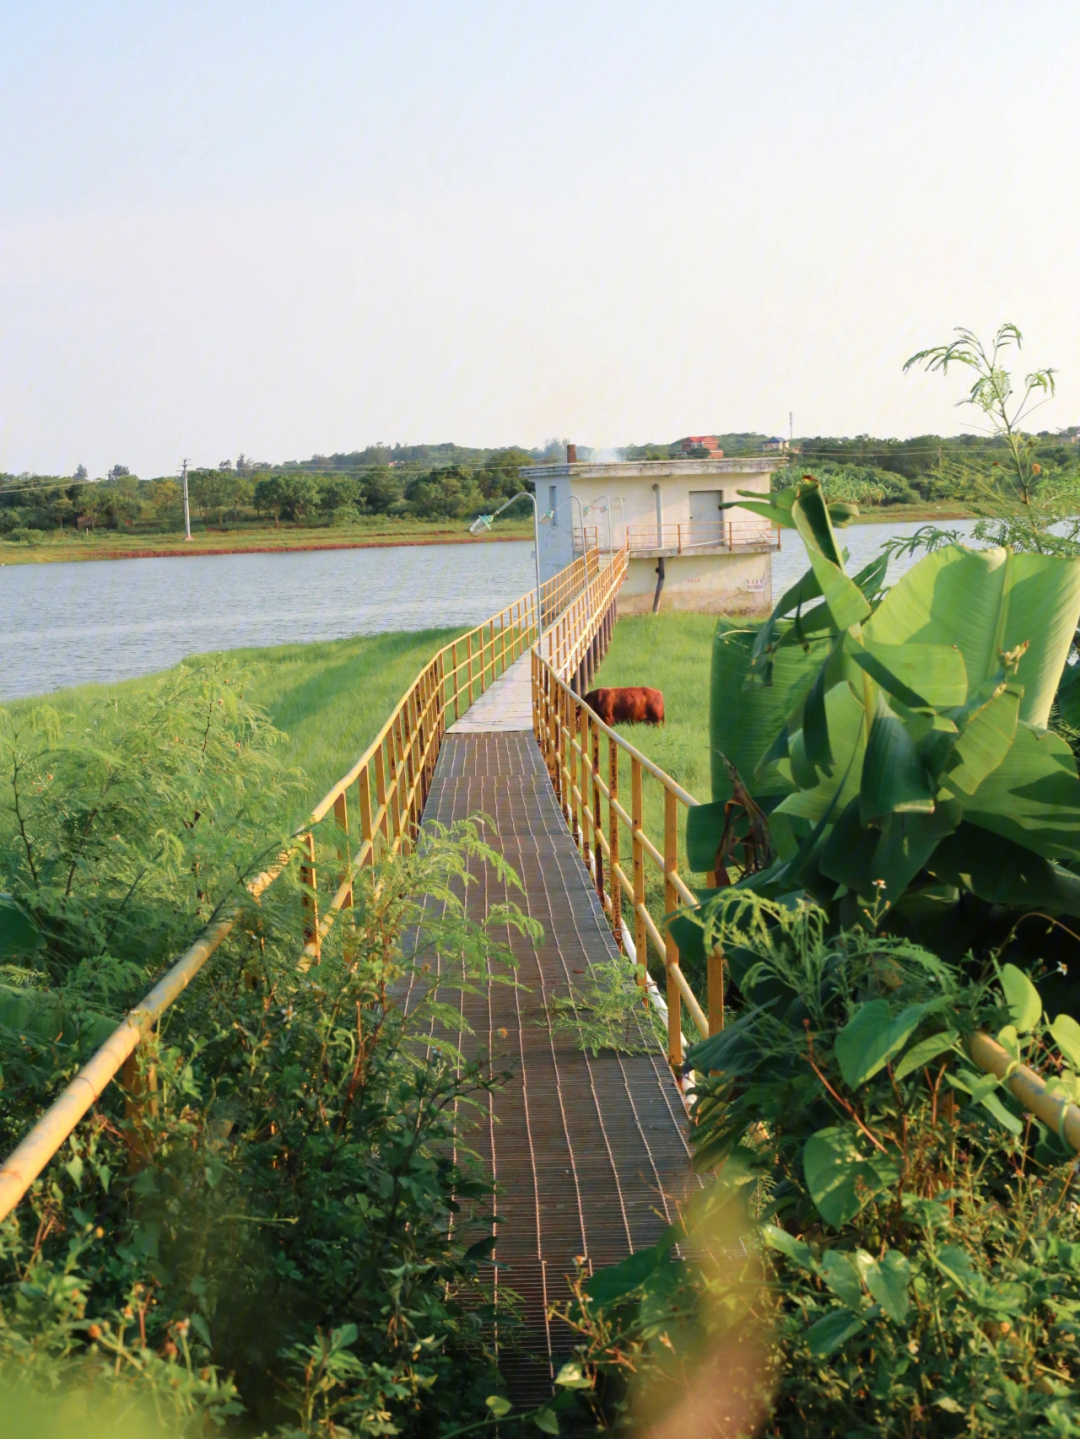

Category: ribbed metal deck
[413, 729, 694, 1404]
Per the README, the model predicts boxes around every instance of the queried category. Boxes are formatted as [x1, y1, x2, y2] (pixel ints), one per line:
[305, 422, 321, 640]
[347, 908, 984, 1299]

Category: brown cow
[583, 686, 665, 727]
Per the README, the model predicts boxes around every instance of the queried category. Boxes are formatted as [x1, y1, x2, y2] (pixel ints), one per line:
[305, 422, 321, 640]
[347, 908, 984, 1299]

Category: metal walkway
[413, 659, 695, 1405]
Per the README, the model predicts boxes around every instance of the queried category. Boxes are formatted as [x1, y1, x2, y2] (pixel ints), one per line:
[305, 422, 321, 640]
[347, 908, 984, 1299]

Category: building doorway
[689, 489, 725, 545]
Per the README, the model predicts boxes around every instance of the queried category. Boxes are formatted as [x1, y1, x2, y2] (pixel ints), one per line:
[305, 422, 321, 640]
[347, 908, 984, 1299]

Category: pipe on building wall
[652, 481, 663, 546]
[652, 556, 665, 613]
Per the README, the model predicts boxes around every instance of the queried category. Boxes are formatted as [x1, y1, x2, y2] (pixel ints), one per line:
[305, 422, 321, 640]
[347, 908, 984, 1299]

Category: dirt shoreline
[0, 530, 532, 566]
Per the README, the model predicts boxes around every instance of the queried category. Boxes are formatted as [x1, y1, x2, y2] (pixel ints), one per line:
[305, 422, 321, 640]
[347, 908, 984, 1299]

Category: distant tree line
[0, 449, 537, 542]
[4, 429, 1079, 544]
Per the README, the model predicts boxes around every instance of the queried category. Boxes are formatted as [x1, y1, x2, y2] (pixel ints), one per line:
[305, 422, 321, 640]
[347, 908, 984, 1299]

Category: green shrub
[0, 665, 542, 1435]
[564, 895, 1080, 1435]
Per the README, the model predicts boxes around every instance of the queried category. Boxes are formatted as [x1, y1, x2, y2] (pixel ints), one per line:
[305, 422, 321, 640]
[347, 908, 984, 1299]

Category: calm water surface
[772, 515, 980, 596]
[1, 541, 535, 700]
[1, 518, 984, 702]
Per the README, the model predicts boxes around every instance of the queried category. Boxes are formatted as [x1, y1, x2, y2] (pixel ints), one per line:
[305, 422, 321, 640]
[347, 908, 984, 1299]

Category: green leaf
[964, 721, 1080, 860]
[685, 800, 728, 872]
[935, 1396, 966, 1414]
[835, 1001, 927, 1089]
[791, 482, 846, 567]
[486, 1395, 513, 1416]
[776, 682, 867, 822]
[0, 895, 42, 960]
[860, 696, 935, 824]
[863, 1249, 911, 1323]
[869, 803, 962, 906]
[761, 1224, 815, 1272]
[553, 1363, 591, 1390]
[803, 547, 872, 631]
[1051, 1014, 1080, 1071]
[942, 684, 1021, 797]
[931, 823, 1080, 912]
[934, 1245, 983, 1297]
[710, 621, 829, 803]
[803, 1127, 897, 1228]
[999, 963, 1042, 1033]
[583, 1246, 661, 1304]
[1057, 661, 1080, 726]
[725, 497, 798, 529]
[976, 1089, 1024, 1136]
[850, 640, 968, 710]
[534, 1407, 560, 1435]
[819, 1251, 863, 1309]
[893, 1030, 958, 1081]
[862, 543, 1080, 729]
[803, 646, 836, 771]
[805, 1307, 867, 1357]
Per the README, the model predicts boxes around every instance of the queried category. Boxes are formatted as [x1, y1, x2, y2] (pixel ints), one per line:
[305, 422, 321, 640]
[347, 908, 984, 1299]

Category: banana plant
[691, 479, 1080, 929]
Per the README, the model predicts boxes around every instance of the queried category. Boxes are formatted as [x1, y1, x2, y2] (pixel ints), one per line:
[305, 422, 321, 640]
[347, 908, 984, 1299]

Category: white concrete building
[522, 455, 785, 615]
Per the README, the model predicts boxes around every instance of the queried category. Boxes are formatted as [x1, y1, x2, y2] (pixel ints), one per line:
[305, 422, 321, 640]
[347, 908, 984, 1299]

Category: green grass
[589, 613, 716, 937]
[592, 613, 715, 804]
[5, 629, 465, 818]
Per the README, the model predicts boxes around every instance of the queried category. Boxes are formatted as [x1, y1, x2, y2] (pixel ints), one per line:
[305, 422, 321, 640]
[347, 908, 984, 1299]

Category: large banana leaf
[862, 546, 1080, 728]
[691, 487, 1080, 941]
[709, 620, 828, 803]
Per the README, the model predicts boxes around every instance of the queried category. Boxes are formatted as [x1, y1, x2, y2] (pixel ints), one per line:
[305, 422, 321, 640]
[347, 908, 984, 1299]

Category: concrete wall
[619, 550, 772, 615]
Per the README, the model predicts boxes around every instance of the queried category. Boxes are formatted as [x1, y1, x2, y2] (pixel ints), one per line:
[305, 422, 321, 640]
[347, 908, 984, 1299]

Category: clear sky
[1, 0, 1078, 476]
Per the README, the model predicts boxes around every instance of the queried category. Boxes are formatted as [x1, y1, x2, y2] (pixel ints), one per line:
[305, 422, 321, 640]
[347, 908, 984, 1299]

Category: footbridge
[0, 547, 722, 1401]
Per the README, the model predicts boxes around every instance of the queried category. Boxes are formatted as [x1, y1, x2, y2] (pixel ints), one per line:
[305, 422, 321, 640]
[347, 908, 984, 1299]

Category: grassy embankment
[0, 516, 532, 566]
[6, 629, 465, 817]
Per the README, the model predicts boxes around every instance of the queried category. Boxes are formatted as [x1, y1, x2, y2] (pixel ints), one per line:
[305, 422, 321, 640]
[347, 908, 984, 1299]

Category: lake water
[772, 515, 980, 596]
[0, 517, 983, 702]
[0, 541, 535, 701]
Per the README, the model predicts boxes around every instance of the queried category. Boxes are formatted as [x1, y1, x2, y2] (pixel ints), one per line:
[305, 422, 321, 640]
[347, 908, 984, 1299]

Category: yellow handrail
[0, 547, 603, 1221]
[532, 544, 718, 1076]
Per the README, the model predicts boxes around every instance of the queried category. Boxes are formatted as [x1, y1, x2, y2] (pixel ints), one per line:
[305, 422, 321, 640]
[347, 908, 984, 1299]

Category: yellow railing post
[632, 757, 646, 985]
[664, 789, 681, 1072]
[580, 709, 592, 863]
[300, 831, 320, 961]
[609, 734, 622, 951]
[374, 746, 389, 845]
[334, 791, 352, 912]
[708, 950, 725, 1035]
[591, 722, 603, 903]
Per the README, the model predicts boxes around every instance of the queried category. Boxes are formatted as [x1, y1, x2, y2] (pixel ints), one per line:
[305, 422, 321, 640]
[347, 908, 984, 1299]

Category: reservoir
[1, 540, 534, 700]
[1, 518, 979, 701]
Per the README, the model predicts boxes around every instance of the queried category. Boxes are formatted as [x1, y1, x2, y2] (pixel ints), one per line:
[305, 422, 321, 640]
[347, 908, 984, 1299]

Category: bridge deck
[414, 664, 694, 1404]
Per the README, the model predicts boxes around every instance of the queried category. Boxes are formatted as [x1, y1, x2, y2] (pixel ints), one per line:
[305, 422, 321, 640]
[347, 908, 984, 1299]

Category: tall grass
[5, 629, 464, 818]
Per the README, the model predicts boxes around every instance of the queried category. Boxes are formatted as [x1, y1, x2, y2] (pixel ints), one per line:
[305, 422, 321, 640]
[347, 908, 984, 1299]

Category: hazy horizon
[2, 1, 1078, 477]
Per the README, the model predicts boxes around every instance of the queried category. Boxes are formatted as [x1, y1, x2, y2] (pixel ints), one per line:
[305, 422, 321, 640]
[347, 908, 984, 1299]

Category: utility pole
[181, 459, 192, 541]
[789, 410, 794, 447]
